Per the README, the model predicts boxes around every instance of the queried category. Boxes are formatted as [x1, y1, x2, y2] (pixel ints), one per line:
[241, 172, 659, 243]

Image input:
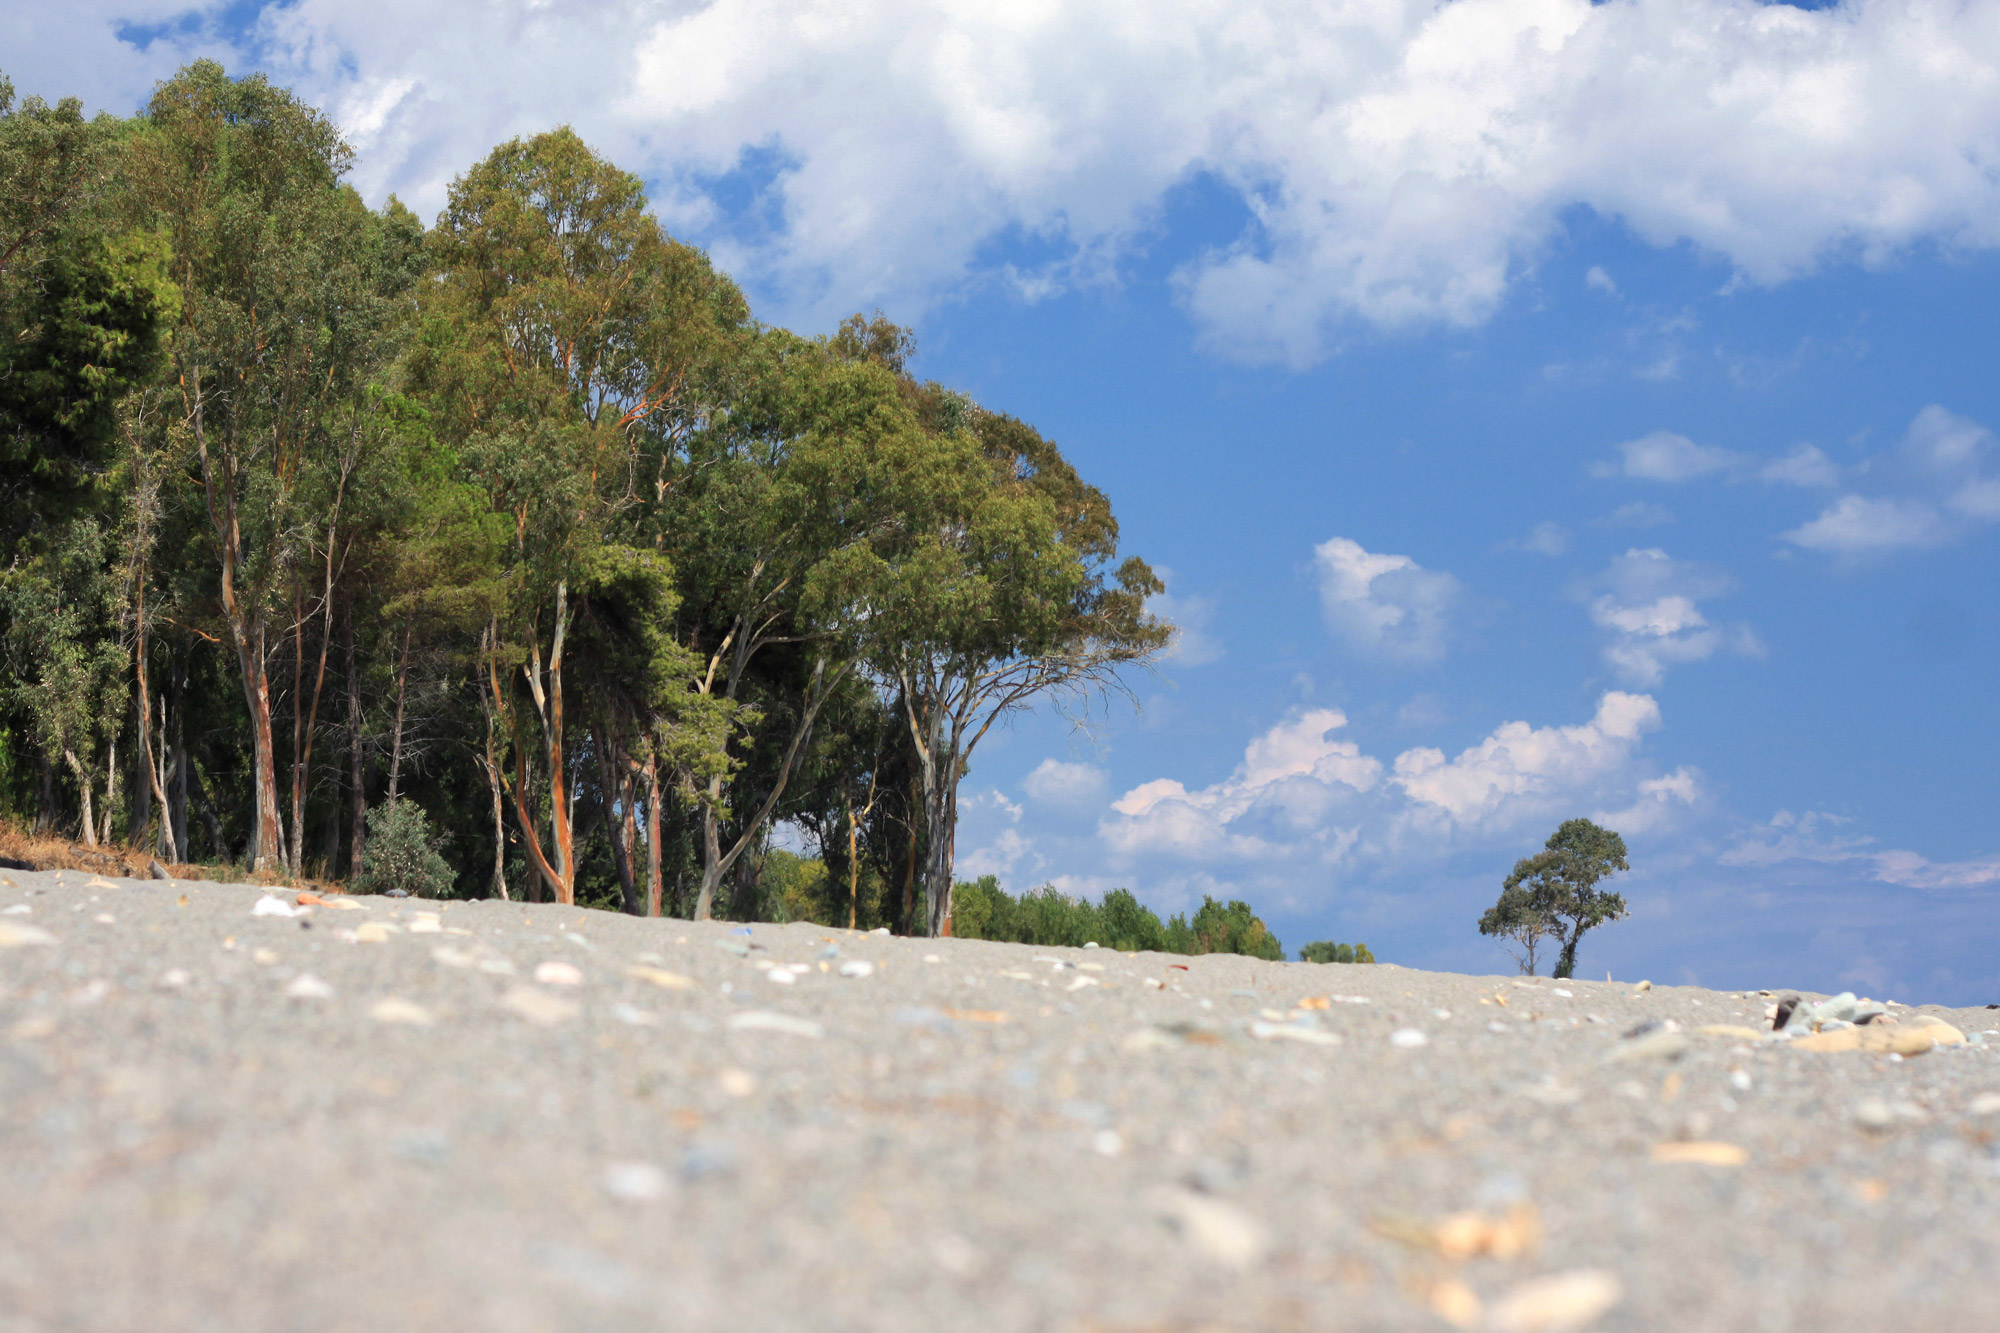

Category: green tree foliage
[0, 64, 1171, 938]
[1482, 818, 1630, 978]
[353, 799, 456, 898]
[951, 877, 1284, 959]
[1298, 940, 1375, 964]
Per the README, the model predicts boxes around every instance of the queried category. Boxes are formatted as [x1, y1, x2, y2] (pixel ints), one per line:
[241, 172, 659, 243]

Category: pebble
[369, 997, 435, 1026]
[601, 1162, 669, 1202]
[1390, 1029, 1429, 1049]
[159, 968, 190, 988]
[766, 968, 797, 985]
[727, 1010, 824, 1038]
[1249, 1021, 1342, 1046]
[1650, 1141, 1747, 1166]
[837, 960, 875, 978]
[1486, 1269, 1624, 1332]
[1607, 1029, 1689, 1063]
[502, 986, 580, 1025]
[355, 922, 393, 943]
[716, 1067, 757, 1096]
[285, 973, 335, 999]
[0, 922, 55, 948]
[252, 896, 302, 918]
[1150, 1187, 1266, 1268]
[1854, 1098, 1927, 1130]
[1968, 1093, 2000, 1116]
[0, 904, 27, 915]
[629, 965, 696, 990]
[533, 961, 584, 986]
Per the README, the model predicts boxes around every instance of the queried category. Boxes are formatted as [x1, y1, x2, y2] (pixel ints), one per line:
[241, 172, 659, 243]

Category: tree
[134, 62, 415, 873]
[1483, 818, 1629, 979]
[1299, 940, 1375, 964]
[863, 402, 1168, 936]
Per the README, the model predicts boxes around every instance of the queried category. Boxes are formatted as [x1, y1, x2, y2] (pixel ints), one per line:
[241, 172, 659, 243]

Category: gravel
[2, 864, 1998, 1330]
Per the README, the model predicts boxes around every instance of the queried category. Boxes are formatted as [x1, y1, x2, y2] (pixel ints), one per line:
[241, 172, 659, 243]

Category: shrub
[952, 879, 1282, 959]
[1299, 940, 1375, 964]
[354, 799, 456, 898]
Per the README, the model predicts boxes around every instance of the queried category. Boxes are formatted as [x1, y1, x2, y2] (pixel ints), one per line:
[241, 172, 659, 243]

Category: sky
[11, 0, 2000, 1002]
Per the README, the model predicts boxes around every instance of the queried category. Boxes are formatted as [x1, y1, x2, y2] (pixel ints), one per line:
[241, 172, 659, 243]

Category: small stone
[1486, 1269, 1624, 1332]
[431, 946, 476, 968]
[93, 913, 115, 925]
[868, 926, 890, 936]
[611, 1003, 658, 1026]
[0, 922, 56, 948]
[285, 973, 335, 999]
[252, 948, 279, 966]
[837, 960, 875, 978]
[1633, 980, 1652, 992]
[533, 961, 584, 986]
[1092, 1129, 1124, 1156]
[1427, 1277, 1483, 1330]
[1695, 1024, 1767, 1041]
[629, 965, 695, 990]
[406, 914, 442, 934]
[765, 968, 796, 985]
[354, 922, 393, 943]
[716, 1067, 757, 1097]
[1487, 1021, 1511, 1034]
[369, 997, 435, 1026]
[1150, 1187, 1267, 1268]
[1390, 1028, 1429, 1049]
[601, 1161, 669, 1202]
[252, 895, 301, 918]
[1550, 988, 1573, 998]
[159, 968, 190, 988]
[727, 1010, 823, 1038]
[1607, 1029, 1688, 1063]
[1249, 1021, 1342, 1046]
[501, 986, 579, 1025]
[923, 954, 942, 963]
[1650, 1141, 1747, 1166]
[0, 904, 27, 915]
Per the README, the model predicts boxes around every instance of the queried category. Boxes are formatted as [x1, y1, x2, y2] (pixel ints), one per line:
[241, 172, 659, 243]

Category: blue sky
[11, 0, 1999, 1001]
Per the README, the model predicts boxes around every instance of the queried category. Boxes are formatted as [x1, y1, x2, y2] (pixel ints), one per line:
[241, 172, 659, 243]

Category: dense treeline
[0, 62, 1170, 936]
[952, 875, 1287, 959]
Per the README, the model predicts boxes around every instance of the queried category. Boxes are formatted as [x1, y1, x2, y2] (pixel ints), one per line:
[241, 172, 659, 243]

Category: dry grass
[0, 817, 340, 891]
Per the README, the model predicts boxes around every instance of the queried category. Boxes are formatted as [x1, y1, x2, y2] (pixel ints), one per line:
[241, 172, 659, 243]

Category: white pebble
[837, 960, 875, 978]
[1390, 1028, 1429, 1049]
[533, 961, 584, 986]
[285, 973, 335, 999]
[602, 1161, 668, 1202]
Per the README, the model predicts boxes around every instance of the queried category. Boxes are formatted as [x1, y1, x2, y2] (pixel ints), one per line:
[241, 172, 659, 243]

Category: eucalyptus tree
[862, 400, 1169, 937]
[416, 126, 744, 904]
[1485, 818, 1631, 979]
[133, 62, 418, 872]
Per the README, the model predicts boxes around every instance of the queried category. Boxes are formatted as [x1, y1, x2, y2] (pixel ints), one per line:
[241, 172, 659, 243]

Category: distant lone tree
[1299, 940, 1375, 964]
[1481, 818, 1629, 979]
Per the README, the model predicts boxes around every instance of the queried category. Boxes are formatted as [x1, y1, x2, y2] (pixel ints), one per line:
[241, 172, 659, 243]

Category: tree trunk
[230, 623, 284, 873]
[478, 642, 508, 901]
[130, 622, 154, 846]
[919, 764, 958, 938]
[168, 669, 187, 861]
[344, 603, 366, 877]
[496, 592, 575, 906]
[386, 619, 413, 804]
[643, 752, 662, 918]
[100, 739, 117, 847]
[599, 730, 639, 915]
[186, 755, 228, 862]
[63, 748, 96, 848]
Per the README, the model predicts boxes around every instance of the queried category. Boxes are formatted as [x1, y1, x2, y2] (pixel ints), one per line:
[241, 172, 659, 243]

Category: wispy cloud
[1575, 548, 1761, 688]
[1314, 537, 1460, 666]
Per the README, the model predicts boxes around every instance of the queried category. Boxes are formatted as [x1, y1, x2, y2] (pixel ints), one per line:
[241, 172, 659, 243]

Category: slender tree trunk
[186, 755, 227, 860]
[344, 603, 366, 877]
[63, 748, 96, 848]
[478, 634, 508, 901]
[100, 739, 117, 847]
[131, 617, 154, 846]
[230, 621, 284, 873]
[169, 670, 187, 860]
[387, 619, 413, 804]
[692, 655, 845, 920]
[644, 752, 662, 918]
[599, 729, 638, 915]
[35, 754, 53, 836]
[495, 595, 575, 905]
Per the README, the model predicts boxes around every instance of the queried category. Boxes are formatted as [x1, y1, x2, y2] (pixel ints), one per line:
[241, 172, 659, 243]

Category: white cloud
[1391, 690, 1661, 829]
[1592, 765, 1701, 835]
[1147, 575, 1224, 667]
[1022, 758, 1109, 806]
[1577, 548, 1759, 687]
[1500, 520, 1568, 555]
[1314, 537, 1460, 665]
[1783, 494, 1950, 553]
[1758, 444, 1843, 489]
[1722, 810, 2000, 892]
[1597, 501, 1674, 529]
[1102, 708, 1380, 861]
[27, 0, 2000, 362]
[1591, 430, 1743, 482]
[1584, 265, 1617, 296]
[1783, 405, 2000, 554]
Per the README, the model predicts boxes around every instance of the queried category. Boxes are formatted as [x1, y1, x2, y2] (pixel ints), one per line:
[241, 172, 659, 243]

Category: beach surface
[2, 865, 1996, 1331]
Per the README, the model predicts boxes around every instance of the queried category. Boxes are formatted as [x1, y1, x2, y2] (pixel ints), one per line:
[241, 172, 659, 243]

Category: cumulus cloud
[1102, 708, 1380, 861]
[1577, 548, 1760, 687]
[1591, 431, 1744, 482]
[1784, 405, 2000, 554]
[1592, 765, 1702, 835]
[1499, 520, 1568, 555]
[1391, 690, 1661, 829]
[1022, 758, 1109, 806]
[1314, 537, 1460, 665]
[26, 0, 2000, 361]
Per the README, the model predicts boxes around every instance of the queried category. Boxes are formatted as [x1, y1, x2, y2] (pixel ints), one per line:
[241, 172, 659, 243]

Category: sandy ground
[1, 865, 1997, 1332]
